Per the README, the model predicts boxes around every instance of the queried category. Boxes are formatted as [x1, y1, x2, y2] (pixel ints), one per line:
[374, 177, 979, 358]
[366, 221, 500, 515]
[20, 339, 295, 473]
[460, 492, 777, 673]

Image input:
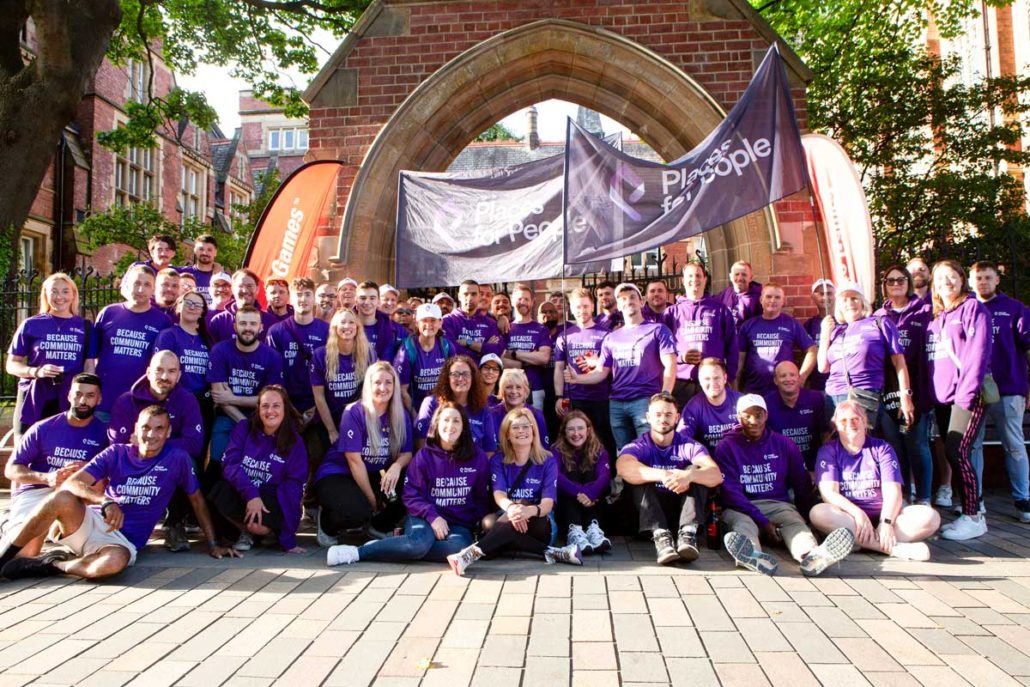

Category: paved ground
[1, 490, 1030, 686]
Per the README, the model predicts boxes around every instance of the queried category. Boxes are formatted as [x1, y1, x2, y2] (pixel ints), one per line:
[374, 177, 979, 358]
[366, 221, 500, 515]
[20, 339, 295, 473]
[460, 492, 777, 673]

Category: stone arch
[334, 18, 781, 285]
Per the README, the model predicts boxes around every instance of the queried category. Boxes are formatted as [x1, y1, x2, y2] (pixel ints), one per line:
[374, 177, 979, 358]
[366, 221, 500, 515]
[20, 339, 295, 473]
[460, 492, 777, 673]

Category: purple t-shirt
[738, 314, 815, 394]
[442, 310, 504, 362]
[11, 414, 108, 497]
[489, 452, 559, 504]
[83, 443, 200, 550]
[415, 395, 498, 453]
[207, 302, 279, 344]
[490, 405, 549, 446]
[596, 311, 623, 331]
[763, 389, 829, 470]
[393, 336, 454, 411]
[554, 323, 610, 402]
[661, 297, 739, 381]
[309, 347, 377, 423]
[803, 316, 828, 391]
[404, 444, 492, 529]
[825, 316, 903, 397]
[221, 419, 307, 549]
[677, 389, 742, 454]
[718, 282, 763, 329]
[154, 326, 210, 395]
[266, 318, 330, 412]
[599, 322, 676, 400]
[926, 297, 993, 409]
[815, 436, 902, 518]
[8, 313, 93, 426]
[207, 341, 284, 399]
[980, 293, 1030, 397]
[317, 402, 414, 478]
[178, 265, 213, 305]
[620, 432, 709, 493]
[93, 304, 172, 413]
[505, 321, 552, 391]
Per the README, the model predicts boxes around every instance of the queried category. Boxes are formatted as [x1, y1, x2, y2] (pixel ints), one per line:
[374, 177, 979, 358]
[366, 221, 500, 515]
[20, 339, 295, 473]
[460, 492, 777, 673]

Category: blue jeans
[209, 415, 238, 465]
[357, 516, 474, 563]
[610, 396, 651, 452]
[879, 410, 933, 503]
[970, 395, 1030, 502]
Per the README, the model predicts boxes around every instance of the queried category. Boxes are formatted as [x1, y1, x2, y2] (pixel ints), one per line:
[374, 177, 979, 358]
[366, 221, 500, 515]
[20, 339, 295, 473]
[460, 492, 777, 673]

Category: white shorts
[56, 508, 137, 566]
[3, 488, 54, 538]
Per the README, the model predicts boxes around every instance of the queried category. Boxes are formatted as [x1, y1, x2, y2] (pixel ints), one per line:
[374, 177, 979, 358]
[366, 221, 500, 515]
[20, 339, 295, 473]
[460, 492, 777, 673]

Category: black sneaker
[800, 527, 855, 577]
[676, 524, 699, 561]
[1, 549, 71, 580]
[652, 529, 679, 565]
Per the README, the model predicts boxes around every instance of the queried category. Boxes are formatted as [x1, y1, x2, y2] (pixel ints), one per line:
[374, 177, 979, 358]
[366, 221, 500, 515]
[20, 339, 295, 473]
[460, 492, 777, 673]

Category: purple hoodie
[714, 426, 813, 528]
[978, 292, 1030, 397]
[505, 320, 552, 391]
[718, 281, 763, 329]
[153, 326, 210, 395]
[403, 444, 492, 529]
[107, 376, 204, 459]
[554, 445, 611, 503]
[926, 296, 994, 409]
[442, 309, 504, 362]
[221, 419, 307, 550]
[874, 298, 933, 411]
[661, 297, 739, 381]
[363, 310, 403, 363]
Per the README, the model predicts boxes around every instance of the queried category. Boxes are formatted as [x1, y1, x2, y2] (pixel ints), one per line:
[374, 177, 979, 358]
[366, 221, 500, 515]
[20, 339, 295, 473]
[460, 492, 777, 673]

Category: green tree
[77, 204, 214, 274]
[0, 1, 368, 271]
[754, 0, 1030, 297]
[476, 122, 523, 143]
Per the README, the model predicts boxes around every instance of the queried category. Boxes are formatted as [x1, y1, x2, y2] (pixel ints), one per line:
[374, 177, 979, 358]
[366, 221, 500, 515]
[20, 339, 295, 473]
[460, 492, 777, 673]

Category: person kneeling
[0, 406, 238, 580]
[618, 392, 723, 565]
[810, 400, 939, 561]
[327, 402, 491, 566]
[208, 385, 307, 554]
[448, 408, 581, 575]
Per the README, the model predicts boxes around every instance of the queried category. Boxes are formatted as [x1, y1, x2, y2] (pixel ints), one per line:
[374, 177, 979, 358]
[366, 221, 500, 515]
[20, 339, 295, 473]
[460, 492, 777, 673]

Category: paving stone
[963, 607, 1016, 626]
[810, 578, 858, 596]
[490, 616, 530, 634]
[847, 579, 903, 603]
[754, 651, 820, 687]
[323, 638, 394, 687]
[683, 594, 734, 630]
[573, 576, 606, 596]
[665, 656, 720, 686]
[893, 589, 964, 617]
[469, 666, 521, 687]
[907, 628, 977, 655]
[777, 621, 847, 664]
[674, 576, 712, 595]
[618, 652, 669, 682]
[810, 664, 873, 685]
[865, 671, 928, 687]
[463, 580, 502, 604]
[647, 597, 692, 626]
[441, 619, 489, 649]
[478, 635, 526, 667]
[656, 626, 706, 657]
[304, 630, 361, 657]
[175, 656, 249, 686]
[536, 575, 571, 598]
[378, 637, 440, 678]
[931, 616, 993, 636]
[941, 654, 1022, 686]
[742, 575, 792, 602]
[236, 636, 309, 678]
[404, 599, 457, 638]
[216, 615, 292, 657]
[77, 670, 136, 687]
[527, 614, 569, 657]
[915, 580, 986, 608]
[495, 593, 533, 616]
[572, 594, 609, 610]
[454, 603, 494, 620]
[640, 576, 678, 598]
[763, 601, 810, 623]
[5, 638, 93, 674]
[905, 665, 974, 687]
[606, 576, 641, 591]
[700, 630, 755, 663]
[831, 594, 889, 620]
[804, 606, 867, 637]
[571, 610, 613, 642]
[717, 587, 767, 617]
[855, 619, 943, 666]
[571, 670, 620, 687]
[126, 659, 196, 687]
[959, 635, 1030, 675]
[713, 662, 771, 686]
[832, 637, 904, 672]
[523, 656, 569, 684]
[572, 642, 617, 671]
[420, 647, 478, 687]
[613, 614, 659, 652]
[735, 618, 792, 652]
[533, 596, 571, 614]
[876, 603, 938, 628]
[987, 622, 1030, 654]
[38, 657, 110, 684]
[609, 590, 648, 613]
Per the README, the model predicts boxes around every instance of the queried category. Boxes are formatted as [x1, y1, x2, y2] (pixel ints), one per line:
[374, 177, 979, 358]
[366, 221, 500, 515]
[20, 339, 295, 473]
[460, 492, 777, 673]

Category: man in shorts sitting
[0, 405, 239, 579]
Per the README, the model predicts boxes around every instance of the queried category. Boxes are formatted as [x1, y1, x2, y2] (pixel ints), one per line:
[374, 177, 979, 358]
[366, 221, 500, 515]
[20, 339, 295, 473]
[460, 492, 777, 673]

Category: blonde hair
[833, 288, 872, 323]
[498, 368, 530, 407]
[38, 272, 79, 316]
[326, 308, 371, 381]
[499, 407, 549, 465]
[360, 361, 408, 461]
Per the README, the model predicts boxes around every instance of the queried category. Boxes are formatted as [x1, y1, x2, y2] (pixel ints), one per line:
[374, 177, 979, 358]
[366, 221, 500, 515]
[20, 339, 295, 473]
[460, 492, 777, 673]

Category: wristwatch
[882, 517, 893, 525]
[100, 500, 118, 517]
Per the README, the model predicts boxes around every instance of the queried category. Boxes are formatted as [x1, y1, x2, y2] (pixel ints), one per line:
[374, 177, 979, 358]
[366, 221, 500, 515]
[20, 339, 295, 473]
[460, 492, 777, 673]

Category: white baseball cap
[337, 277, 358, 288]
[379, 283, 399, 297]
[614, 282, 642, 298]
[211, 271, 232, 285]
[736, 394, 767, 414]
[415, 303, 441, 321]
[432, 292, 454, 304]
[479, 353, 504, 370]
[811, 278, 835, 293]
[836, 282, 865, 299]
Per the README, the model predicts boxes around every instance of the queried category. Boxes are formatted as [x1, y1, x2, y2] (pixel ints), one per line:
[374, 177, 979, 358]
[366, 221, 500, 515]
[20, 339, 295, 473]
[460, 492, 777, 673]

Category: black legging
[935, 402, 986, 515]
[477, 515, 551, 558]
[314, 471, 406, 535]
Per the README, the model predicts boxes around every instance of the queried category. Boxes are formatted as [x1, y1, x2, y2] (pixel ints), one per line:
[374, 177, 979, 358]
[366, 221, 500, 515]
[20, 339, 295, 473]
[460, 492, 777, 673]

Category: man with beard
[803, 280, 835, 391]
[678, 358, 742, 455]
[207, 269, 278, 344]
[907, 257, 931, 303]
[661, 262, 738, 406]
[133, 234, 178, 273]
[443, 280, 504, 362]
[764, 360, 831, 472]
[503, 283, 553, 410]
[316, 283, 338, 322]
[490, 292, 512, 321]
[180, 234, 219, 305]
[594, 281, 622, 330]
[0, 406, 240, 580]
[642, 280, 671, 322]
[264, 278, 294, 324]
[207, 307, 284, 475]
[2, 374, 109, 558]
[433, 291, 456, 316]
[154, 269, 181, 323]
[718, 260, 763, 330]
[267, 278, 330, 421]
[617, 392, 722, 565]
[716, 395, 854, 576]
[356, 280, 405, 362]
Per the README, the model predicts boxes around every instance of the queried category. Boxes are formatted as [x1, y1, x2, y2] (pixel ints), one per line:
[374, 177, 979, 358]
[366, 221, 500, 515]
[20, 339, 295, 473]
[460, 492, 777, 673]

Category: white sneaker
[890, 542, 931, 561]
[233, 533, 253, 551]
[544, 543, 583, 566]
[940, 514, 987, 540]
[567, 525, 592, 554]
[316, 509, 339, 547]
[327, 544, 359, 566]
[584, 520, 612, 554]
[934, 485, 953, 508]
[447, 544, 483, 576]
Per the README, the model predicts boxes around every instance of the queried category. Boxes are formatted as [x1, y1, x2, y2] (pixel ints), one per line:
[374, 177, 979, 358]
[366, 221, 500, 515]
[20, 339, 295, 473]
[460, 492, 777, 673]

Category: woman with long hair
[207, 385, 308, 553]
[6, 273, 90, 436]
[327, 402, 492, 566]
[478, 353, 503, 408]
[553, 410, 612, 554]
[490, 369, 549, 446]
[314, 362, 413, 545]
[926, 259, 993, 540]
[810, 400, 939, 560]
[446, 407, 582, 575]
[415, 355, 498, 454]
[311, 309, 375, 443]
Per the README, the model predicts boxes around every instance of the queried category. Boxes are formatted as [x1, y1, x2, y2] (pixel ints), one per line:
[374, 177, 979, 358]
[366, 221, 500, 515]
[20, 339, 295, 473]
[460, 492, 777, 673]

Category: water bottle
[706, 498, 721, 550]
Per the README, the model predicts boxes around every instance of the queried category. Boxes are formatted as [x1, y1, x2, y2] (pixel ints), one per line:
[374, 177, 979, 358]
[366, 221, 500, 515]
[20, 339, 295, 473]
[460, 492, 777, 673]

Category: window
[228, 189, 250, 228]
[267, 127, 308, 152]
[298, 130, 309, 150]
[268, 130, 281, 151]
[181, 163, 206, 220]
[628, 248, 660, 271]
[127, 59, 148, 103]
[115, 146, 156, 206]
[19, 236, 34, 273]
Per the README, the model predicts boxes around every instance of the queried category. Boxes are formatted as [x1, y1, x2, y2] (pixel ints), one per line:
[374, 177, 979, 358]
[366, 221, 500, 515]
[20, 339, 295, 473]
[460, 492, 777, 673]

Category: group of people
[0, 231, 1025, 580]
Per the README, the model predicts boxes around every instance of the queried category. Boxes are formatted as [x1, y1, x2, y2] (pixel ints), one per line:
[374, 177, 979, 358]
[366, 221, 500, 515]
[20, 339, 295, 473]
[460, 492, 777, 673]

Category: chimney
[526, 106, 540, 150]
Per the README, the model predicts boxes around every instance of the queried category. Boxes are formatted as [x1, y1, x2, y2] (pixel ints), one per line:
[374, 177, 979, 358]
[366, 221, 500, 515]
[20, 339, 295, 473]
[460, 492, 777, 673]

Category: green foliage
[476, 122, 523, 143]
[100, 0, 370, 152]
[754, 0, 1030, 298]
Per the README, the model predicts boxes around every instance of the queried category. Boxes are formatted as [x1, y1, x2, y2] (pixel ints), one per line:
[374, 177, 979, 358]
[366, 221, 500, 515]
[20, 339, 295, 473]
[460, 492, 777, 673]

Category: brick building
[238, 90, 309, 193]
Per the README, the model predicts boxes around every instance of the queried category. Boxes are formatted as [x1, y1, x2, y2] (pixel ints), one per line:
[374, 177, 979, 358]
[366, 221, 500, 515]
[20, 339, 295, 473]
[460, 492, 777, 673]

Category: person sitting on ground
[764, 360, 831, 473]
[327, 402, 492, 566]
[810, 400, 940, 561]
[314, 362, 413, 545]
[0, 406, 238, 580]
[716, 394, 854, 577]
[447, 408, 581, 575]
[553, 410, 612, 554]
[618, 392, 723, 565]
[2, 374, 109, 559]
[415, 355, 498, 454]
[678, 357, 742, 455]
[491, 369, 549, 446]
[208, 385, 308, 554]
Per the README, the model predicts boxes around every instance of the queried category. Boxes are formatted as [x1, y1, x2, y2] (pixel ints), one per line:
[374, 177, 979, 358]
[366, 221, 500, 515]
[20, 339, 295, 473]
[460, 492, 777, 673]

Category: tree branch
[236, 0, 355, 14]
